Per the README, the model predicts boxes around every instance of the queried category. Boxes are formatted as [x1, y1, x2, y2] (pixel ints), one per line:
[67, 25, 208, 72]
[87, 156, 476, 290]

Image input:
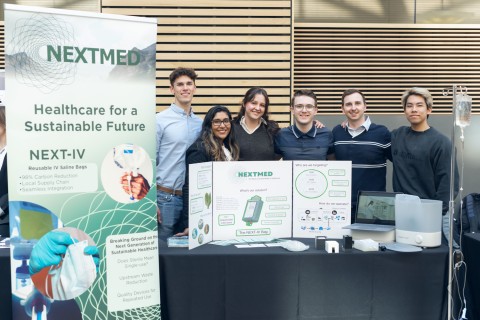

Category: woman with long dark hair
[233, 87, 280, 160]
[175, 105, 240, 236]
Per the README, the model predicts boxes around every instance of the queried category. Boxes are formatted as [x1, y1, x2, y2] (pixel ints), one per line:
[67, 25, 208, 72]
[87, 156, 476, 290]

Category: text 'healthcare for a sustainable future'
[25, 103, 145, 132]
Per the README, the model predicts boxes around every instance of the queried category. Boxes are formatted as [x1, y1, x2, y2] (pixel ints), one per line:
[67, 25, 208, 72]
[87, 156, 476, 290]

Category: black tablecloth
[0, 247, 12, 320]
[159, 239, 448, 320]
[463, 233, 480, 320]
[0, 240, 449, 320]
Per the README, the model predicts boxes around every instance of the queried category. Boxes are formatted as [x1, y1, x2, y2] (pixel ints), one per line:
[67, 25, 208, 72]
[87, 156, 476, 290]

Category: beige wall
[0, 0, 99, 20]
[295, 0, 480, 24]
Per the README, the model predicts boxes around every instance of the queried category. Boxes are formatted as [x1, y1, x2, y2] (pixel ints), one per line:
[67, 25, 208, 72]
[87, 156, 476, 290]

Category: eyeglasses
[293, 104, 316, 111]
[212, 119, 231, 127]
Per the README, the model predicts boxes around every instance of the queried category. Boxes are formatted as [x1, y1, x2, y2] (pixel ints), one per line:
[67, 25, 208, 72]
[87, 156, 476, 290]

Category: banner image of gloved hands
[5, 5, 160, 320]
[29, 227, 98, 301]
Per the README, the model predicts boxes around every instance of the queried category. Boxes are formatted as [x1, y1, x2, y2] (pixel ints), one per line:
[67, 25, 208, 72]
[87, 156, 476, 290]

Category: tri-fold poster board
[188, 160, 352, 249]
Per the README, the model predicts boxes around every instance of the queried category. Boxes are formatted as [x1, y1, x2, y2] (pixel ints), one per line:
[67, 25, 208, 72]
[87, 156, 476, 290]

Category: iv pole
[444, 84, 461, 320]
[447, 85, 456, 320]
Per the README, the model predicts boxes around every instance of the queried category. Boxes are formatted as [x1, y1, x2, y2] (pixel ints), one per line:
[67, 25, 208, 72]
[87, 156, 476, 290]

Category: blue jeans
[157, 190, 183, 241]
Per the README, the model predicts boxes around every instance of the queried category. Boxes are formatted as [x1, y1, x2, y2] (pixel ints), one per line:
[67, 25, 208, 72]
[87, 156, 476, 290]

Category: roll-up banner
[5, 4, 160, 319]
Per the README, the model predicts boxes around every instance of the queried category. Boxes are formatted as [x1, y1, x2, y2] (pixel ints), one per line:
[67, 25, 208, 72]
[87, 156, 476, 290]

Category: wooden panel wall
[102, 0, 293, 124]
[294, 23, 480, 114]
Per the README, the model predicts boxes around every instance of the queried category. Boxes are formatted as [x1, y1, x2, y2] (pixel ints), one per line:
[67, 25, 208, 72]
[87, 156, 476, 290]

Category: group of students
[155, 67, 458, 241]
[0, 67, 457, 242]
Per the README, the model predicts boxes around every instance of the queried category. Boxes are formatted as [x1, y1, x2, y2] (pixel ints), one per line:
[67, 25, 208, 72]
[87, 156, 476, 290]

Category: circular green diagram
[295, 169, 328, 199]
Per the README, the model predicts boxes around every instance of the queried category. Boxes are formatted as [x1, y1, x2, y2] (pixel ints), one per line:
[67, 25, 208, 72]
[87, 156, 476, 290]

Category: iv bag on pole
[455, 94, 472, 128]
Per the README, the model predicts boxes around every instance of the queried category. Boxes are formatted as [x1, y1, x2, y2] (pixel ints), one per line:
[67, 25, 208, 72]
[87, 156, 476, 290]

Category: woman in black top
[233, 87, 280, 161]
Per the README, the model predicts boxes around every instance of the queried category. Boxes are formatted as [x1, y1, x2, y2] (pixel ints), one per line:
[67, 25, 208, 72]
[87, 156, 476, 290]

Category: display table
[463, 233, 480, 320]
[0, 240, 449, 320]
[159, 239, 448, 320]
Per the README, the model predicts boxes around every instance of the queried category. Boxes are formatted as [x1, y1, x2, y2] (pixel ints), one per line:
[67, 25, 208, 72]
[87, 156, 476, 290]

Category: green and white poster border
[5, 4, 160, 319]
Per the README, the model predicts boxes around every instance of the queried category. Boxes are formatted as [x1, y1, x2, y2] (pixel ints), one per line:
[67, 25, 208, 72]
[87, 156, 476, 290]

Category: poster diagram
[295, 168, 328, 198]
[293, 161, 352, 238]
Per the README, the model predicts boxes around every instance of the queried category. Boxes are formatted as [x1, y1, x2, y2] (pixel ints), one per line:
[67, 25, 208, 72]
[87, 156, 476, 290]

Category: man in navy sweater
[332, 89, 392, 222]
[275, 90, 334, 161]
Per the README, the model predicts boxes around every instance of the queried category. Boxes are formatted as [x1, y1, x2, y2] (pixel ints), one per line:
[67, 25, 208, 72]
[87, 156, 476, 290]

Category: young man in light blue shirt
[156, 68, 202, 240]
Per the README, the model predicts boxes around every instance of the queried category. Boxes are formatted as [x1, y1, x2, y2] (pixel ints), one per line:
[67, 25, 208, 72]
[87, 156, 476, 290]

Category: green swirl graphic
[9, 13, 77, 93]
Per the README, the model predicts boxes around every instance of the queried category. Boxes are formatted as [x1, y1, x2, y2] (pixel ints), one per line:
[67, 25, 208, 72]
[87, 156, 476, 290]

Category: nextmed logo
[237, 171, 273, 177]
[46, 45, 141, 65]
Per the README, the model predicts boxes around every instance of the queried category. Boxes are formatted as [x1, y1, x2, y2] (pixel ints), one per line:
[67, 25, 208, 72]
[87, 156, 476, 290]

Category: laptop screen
[355, 191, 401, 225]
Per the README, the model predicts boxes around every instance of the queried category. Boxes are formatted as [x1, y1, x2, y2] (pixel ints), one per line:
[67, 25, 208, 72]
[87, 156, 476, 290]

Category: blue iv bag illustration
[242, 195, 263, 226]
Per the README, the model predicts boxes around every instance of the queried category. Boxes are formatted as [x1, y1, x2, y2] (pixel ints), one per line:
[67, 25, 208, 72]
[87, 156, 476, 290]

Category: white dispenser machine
[395, 194, 442, 247]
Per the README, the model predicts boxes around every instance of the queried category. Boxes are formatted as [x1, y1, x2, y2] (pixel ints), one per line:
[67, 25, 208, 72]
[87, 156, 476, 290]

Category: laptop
[343, 191, 401, 232]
